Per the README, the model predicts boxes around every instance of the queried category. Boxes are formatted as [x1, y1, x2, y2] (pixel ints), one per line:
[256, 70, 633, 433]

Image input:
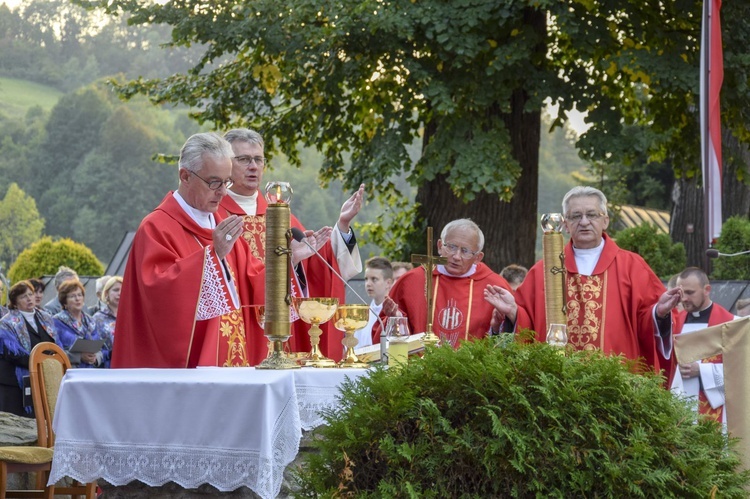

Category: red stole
[388, 264, 513, 348]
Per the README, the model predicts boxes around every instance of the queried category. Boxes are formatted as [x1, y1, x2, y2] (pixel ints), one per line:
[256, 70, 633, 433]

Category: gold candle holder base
[421, 327, 441, 347]
[257, 340, 300, 370]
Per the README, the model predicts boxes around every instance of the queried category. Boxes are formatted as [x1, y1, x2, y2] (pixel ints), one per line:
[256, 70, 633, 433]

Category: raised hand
[291, 227, 332, 265]
[483, 284, 518, 324]
[655, 286, 683, 319]
[337, 184, 365, 234]
[213, 215, 244, 259]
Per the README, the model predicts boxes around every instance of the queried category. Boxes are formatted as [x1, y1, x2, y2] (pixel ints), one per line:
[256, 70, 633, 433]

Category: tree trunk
[723, 130, 750, 218]
[415, 93, 541, 271]
[670, 177, 706, 269]
[413, 8, 544, 272]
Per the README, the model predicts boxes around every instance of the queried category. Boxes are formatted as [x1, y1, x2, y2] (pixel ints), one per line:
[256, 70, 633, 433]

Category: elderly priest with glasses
[112, 132, 269, 368]
[485, 186, 682, 375]
[386, 218, 514, 348]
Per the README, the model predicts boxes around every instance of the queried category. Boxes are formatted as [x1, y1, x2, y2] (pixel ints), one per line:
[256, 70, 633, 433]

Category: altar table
[48, 367, 368, 499]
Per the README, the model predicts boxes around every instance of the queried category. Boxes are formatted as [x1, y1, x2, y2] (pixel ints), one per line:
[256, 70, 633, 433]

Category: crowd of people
[0, 129, 747, 424]
[0, 266, 121, 416]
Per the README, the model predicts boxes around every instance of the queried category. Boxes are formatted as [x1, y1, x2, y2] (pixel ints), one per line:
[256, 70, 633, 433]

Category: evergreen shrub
[8, 236, 104, 283]
[294, 338, 749, 498]
[613, 223, 685, 279]
[712, 216, 750, 280]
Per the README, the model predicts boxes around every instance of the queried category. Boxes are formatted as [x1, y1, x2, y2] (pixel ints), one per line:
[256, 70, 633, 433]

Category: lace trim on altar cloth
[50, 395, 302, 499]
[196, 246, 232, 320]
[297, 383, 345, 431]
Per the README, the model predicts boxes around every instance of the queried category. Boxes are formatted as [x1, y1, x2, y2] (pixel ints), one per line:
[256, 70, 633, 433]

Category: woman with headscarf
[0, 281, 62, 415]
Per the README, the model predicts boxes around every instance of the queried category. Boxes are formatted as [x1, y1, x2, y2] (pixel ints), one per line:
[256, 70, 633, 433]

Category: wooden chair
[0, 342, 97, 499]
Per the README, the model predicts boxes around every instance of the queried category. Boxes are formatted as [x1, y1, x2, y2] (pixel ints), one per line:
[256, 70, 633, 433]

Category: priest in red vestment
[112, 132, 266, 368]
[219, 128, 364, 362]
[485, 186, 682, 375]
[670, 267, 737, 423]
[387, 219, 513, 348]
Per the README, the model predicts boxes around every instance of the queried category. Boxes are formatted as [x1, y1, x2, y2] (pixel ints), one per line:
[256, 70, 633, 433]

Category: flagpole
[702, 0, 711, 270]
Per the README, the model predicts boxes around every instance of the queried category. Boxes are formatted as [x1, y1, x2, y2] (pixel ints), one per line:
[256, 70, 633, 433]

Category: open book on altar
[355, 333, 426, 363]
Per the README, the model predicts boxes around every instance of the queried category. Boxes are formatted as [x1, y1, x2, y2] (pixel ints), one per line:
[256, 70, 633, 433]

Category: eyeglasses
[566, 212, 605, 223]
[234, 155, 266, 167]
[442, 242, 480, 259]
[190, 170, 234, 191]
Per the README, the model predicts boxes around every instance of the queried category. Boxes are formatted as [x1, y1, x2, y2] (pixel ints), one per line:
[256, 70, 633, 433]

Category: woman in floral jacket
[0, 281, 62, 416]
[53, 280, 106, 368]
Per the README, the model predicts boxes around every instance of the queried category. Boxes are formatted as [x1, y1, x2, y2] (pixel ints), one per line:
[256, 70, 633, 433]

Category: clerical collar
[572, 238, 605, 276]
[227, 189, 259, 216]
[687, 302, 713, 323]
[173, 191, 215, 229]
[437, 264, 477, 278]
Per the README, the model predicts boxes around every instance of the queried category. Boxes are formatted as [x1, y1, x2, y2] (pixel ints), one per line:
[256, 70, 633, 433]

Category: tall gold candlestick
[541, 214, 567, 346]
[411, 227, 447, 347]
[257, 182, 299, 369]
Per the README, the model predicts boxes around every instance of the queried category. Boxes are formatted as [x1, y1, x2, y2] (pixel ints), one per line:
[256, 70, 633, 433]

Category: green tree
[69, 103, 180, 261]
[79, 0, 750, 270]
[0, 183, 45, 268]
[8, 236, 103, 283]
[613, 223, 686, 280]
[711, 216, 750, 280]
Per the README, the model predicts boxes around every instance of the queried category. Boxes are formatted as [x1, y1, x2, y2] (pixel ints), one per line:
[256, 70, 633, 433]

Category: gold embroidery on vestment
[242, 215, 266, 263]
[566, 273, 607, 351]
[218, 263, 249, 367]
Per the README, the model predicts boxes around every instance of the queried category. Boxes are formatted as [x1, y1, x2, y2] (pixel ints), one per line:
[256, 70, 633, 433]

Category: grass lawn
[0, 76, 63, 117]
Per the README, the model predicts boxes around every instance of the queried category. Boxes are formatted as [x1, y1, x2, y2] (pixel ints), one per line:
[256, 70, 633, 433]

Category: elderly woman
[0, 281, 62, 416]
[53, 280, 106, 368]
[93, 276, 122, 367]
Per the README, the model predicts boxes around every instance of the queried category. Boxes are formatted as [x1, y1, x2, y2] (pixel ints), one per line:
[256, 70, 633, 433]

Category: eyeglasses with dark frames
[190, 170, 234, 191]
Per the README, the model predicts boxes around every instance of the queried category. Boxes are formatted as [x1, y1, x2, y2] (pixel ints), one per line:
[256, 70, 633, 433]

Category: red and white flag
[701, 0, 723, 245]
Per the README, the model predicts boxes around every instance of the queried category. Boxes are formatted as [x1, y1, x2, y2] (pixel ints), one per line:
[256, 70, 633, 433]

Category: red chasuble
[671, 303, 734, 421]
[388, 263, 513, 348]
[112, 193, 264, 368]
[514, 233, 669, 374]
[219, 195, 349, 361]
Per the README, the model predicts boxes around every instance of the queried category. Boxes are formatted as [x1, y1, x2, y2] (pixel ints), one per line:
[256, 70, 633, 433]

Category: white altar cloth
[49, 367, 368, 499]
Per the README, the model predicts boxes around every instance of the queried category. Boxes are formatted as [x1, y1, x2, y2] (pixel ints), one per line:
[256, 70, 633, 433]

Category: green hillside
[0, 77, 63, 117]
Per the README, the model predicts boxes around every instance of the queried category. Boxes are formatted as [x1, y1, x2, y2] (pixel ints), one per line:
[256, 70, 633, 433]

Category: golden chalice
[333, 304, 371, 368]
[292, 297, 339, 367]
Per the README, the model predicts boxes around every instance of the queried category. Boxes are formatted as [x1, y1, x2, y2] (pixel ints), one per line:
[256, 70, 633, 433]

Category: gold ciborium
[292, 297, 339, 367]
[334, 304, 371, 368]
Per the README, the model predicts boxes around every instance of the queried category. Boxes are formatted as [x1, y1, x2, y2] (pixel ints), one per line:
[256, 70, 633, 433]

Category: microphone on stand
[706, 249, 750, 258]
[290, 227, 390, 364]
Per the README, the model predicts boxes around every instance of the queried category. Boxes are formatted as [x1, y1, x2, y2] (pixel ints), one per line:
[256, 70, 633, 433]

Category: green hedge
[8, 236, 104, 284]
[613, 224, 685, 279]
[295, 338, 749, 497]
[712, 216, 750, 280]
